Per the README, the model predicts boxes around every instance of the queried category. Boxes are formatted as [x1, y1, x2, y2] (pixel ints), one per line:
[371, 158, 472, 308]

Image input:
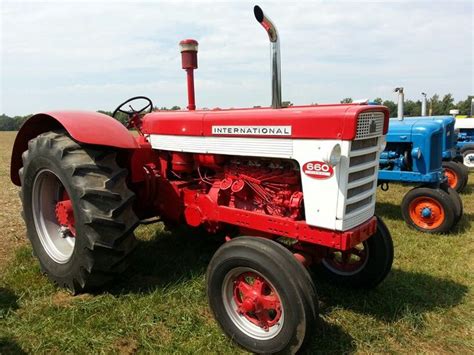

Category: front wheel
[401, 187, 456, 233]
[207, 237, 318, 354]
[316, 216, 393, 289]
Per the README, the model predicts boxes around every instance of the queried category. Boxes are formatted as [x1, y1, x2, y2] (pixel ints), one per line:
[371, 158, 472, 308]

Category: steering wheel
[112, 96, 153, 119]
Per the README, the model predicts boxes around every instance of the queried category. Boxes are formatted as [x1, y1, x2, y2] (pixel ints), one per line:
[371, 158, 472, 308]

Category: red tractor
[10, 6, 393, 353]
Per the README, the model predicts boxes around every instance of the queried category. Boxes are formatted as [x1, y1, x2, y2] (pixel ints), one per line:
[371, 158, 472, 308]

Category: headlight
[379, 137, 387, 152]
[411, 147, 422, 160]
[327, 144, 342, 165]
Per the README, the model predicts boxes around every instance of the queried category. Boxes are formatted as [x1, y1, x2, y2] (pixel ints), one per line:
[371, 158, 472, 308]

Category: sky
[1, 0, 473, 116]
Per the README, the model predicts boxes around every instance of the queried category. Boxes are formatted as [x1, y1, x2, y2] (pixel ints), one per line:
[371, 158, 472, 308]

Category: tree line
[1, 95, 472, 131]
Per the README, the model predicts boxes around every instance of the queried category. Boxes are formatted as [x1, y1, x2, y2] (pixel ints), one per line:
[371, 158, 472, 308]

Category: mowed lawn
[0, 130, 473, 353]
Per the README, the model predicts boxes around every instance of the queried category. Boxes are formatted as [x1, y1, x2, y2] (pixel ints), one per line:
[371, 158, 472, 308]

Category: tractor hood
[141, 104, 389, 141]
[386, 119, 443, 143]
[403, 115, 455, 130]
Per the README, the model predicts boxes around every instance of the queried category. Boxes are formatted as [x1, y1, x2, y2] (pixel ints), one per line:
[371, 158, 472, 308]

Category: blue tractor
[376, 88, 463, 233]
[403, 112, 469, 192]
[455, 116, 474, 169]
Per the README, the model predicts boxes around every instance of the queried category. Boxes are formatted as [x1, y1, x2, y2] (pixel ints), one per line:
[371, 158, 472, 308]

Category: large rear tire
[20, 131, 138, 293]
[401, 187, 455, 233]
[206, 237, 318, 354]
[460, 147, 474, 169]
[316, 216, 393, 289]
[442, 160, 467, 193]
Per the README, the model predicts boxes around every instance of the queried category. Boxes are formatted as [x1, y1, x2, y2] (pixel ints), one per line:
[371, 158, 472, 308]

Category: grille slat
[346, 196, 373, 215]
[347, 181, 374, 199]
[348, 166, 376, 183]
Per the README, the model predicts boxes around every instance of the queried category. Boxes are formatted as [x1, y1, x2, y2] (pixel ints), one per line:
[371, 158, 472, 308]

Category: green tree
[454, 95, 474, 116]
[382, 100, 397, 117]
[340, 98, 353, 104]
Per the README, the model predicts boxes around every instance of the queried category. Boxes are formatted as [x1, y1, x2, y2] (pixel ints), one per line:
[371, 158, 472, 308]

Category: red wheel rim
[408, 196, 445, 230]
[323, 243, 368, 275]
[444, 168, 458, 189]
[233, 271, 282, 329]
[222, 267, 284, 340]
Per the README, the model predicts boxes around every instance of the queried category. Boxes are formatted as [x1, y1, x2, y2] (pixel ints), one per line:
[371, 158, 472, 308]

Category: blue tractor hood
[404, 115, 455, 129]
[386, 119, 443, 142]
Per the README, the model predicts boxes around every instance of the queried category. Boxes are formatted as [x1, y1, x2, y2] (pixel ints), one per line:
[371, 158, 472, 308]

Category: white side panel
[292, 139, 344, 230]
[149, 135, 293, 158]
[455, 118, 474, 129]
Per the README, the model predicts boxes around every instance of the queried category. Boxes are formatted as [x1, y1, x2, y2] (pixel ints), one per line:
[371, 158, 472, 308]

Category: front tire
[401, 187, 456, 233]
[207, 237, 318, 354]
[440, 183, 463, 224]
[316, 216, 393, 289]
[20, 131, 138, 293]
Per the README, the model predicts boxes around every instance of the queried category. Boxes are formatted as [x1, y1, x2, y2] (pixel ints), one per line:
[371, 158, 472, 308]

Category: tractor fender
[10, 111, 138, 185]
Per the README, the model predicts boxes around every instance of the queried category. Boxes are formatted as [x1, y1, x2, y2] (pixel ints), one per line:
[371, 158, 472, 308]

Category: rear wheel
[316, 216, 393, 289]
[401, 187, 455, 233]
[455, 161, 469, 191]
[207, 237, 318, 354]
[461, 147, 474, 169]
[20, 131, 138, 293]
[442, 160, 467, 192]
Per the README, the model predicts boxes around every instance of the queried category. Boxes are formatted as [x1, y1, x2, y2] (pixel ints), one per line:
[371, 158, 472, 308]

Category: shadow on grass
[0, 287, 19, 318]
[0, 338, 27, 355]
[110, 225, 224, 294]
[376, 201, 403, 221]
[316, 268, 468, 324]
[304, 320, 356, 354]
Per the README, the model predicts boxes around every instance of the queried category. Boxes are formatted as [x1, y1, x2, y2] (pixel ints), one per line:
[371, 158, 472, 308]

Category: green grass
[0, 131, 473, 353]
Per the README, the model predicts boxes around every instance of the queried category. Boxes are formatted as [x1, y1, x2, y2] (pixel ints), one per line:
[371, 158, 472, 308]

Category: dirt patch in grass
[113, 338, 139, 354]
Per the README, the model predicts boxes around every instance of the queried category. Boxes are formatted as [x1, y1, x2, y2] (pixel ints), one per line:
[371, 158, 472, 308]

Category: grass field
[0, 130, 473, 353]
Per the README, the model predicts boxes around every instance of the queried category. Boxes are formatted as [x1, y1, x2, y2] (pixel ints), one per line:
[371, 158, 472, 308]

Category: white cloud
[1, 0, 472, 115]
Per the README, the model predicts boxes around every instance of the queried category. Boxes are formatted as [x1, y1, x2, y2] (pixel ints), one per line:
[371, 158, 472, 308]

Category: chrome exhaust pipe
[421, 92, 427, 116]
[395, 87, 404, 120]
[254, 5, 282, 109]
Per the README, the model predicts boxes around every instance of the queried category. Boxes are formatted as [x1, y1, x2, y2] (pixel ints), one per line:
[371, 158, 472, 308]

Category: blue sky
[1, 0, 472, 116]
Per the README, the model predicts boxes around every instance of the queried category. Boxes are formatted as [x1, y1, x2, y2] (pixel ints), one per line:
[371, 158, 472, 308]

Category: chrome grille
[356, 112, 385, 139]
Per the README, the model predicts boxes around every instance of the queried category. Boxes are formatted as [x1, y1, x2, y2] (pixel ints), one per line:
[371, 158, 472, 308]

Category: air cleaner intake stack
[254, 5, 282, 109]
[179, 39, 199, 111]
[421, 92, 427, 116]
[395, 87, 404, 120]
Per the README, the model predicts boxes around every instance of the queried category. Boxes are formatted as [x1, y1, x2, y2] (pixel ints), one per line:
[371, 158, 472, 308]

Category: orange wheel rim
[408, 197, 445, 230]
[444, 168, 458, 189]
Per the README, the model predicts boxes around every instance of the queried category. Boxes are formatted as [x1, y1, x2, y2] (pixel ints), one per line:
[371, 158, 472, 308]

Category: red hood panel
[141, 104, 389, 140]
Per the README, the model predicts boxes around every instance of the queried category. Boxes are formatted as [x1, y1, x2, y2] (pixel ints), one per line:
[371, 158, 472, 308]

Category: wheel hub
[408, 196, 445, 230]
[55, 192, 76, 237]
[232, 271, 282, 331]
[322, 242, 369, 276]
[421, 207, 432, 218]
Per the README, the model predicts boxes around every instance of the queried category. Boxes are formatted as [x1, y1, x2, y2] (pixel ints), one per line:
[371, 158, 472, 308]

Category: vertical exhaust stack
[254, 5, 282, 109]
[395, 87, 404, 120]
[179, 39, 199, 111]
[421, 92, 427, 116]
